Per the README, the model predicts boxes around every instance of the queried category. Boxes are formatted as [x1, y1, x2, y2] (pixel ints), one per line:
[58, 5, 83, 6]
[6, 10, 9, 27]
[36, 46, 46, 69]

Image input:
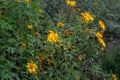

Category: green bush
[0, 0, 117, 80]
[102, 41, 120, 79]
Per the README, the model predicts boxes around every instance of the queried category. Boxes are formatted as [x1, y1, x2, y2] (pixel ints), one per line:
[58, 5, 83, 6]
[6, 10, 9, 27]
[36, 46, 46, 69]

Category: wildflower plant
[0, 0, 116, 80]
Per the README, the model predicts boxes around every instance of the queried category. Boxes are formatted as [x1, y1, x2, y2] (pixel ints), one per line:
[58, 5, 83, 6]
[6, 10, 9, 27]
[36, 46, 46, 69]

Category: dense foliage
[0, 0, 119, 80]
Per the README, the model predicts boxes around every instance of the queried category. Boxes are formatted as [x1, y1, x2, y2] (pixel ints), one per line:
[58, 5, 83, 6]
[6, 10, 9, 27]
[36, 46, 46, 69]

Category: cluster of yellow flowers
[96, 32, 106, 48]
[96, 20, 106, 48]
[27, 25, 40, 37]
[38, 54, 52, 70]
[26, 60, 38, 75]
[112, 74, 118, 80]
[15, 0, 31, 4]
[63, 29, 73, 37]
[66, 0, 76, 7]
[47, 30, 59, 43]
[80, 12, 94, 24]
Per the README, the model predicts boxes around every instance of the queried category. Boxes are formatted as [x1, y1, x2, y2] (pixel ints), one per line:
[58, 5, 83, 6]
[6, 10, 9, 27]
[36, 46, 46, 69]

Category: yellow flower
[47, 58, 52, 65]
[21, 43, 27, 49]
[27, 25, 33, 30]
[57, 22, 64, 27]
[112, 74, 117, 78]
[39, 59, 42, 63]
[69, 32, 73, 35]
[35, 32, 40, 37]
[48, 30, 54, 33]
[101, 47, 105, 51]
[40, 54, 44, 60]
[75, 8, 80, 12]
[69, 1, 76, 7]
[26, 60, 38, 75]
[96, 32, 103, 39]
[66, 0, 76, 7]
[39, 54, 44, 63]
[47, 30, 59, 43]
[43, 48, 47, 51]
[77, 56, 82, 61]
[99, 20, 106, 30]
[64, 48, 67, 51]
[98, 38, 106, 47]
[81, 30, 85, 34]
[66, 0, 70, 4]
[60, 44, 64, 47]
[80, 12, 94, 24]
[25, 0, 31, 4]
[64, 29, 69, 36]
[112, 74, 118, 80]
[15, 0, 20, 2]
